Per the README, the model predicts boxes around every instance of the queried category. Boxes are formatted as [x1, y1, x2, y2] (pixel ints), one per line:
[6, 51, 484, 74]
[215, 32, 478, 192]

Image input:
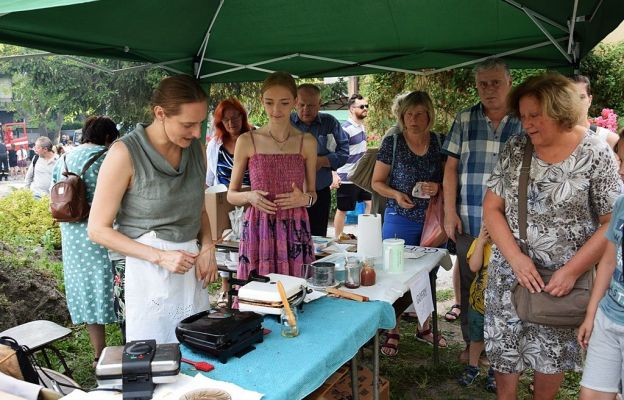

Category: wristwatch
[304, 193, 313, 208]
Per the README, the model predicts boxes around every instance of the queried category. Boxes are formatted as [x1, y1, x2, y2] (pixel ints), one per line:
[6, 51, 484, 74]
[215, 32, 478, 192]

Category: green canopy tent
[0, 0, 621, 82]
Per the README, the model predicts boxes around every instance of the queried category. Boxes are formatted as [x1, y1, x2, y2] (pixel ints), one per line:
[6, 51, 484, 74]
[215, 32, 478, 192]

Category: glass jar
[345, 258, 361, 289]
[360, 263, 376, 286]
[280, 306, 299, 338]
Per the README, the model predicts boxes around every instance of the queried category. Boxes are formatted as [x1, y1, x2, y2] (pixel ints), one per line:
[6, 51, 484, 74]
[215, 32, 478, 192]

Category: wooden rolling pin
[326, 287, 369, 302]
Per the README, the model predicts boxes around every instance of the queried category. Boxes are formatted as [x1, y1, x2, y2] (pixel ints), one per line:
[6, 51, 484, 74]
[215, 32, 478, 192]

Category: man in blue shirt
[291, 83, 349, 236]
[442, 58, 522, 360]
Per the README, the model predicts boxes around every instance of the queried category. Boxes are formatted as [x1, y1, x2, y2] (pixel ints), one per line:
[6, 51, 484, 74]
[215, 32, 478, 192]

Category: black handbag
[511, 138, 593, 329]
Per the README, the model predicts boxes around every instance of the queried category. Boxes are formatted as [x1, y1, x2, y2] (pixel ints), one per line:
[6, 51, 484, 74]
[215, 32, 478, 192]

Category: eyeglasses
[353, 104, 369, 110]
[222, 115, 241, 124]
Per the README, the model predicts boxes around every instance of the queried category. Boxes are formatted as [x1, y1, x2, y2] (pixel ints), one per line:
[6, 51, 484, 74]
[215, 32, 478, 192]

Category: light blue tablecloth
[180, 297, 395, 400]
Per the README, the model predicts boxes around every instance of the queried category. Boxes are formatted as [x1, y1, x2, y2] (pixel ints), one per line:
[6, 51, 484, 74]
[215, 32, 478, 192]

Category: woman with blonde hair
[228, 71, 317, 280]
[372, 90, 447, 355]
[483, 72, 622, 399]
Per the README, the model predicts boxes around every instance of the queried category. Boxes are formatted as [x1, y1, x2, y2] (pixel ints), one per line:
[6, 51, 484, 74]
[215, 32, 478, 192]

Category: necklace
[268, 128, 291, 151]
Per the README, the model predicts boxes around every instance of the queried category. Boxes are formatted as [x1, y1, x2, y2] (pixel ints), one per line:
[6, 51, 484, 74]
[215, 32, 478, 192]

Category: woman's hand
[577, 316, 594, 350]
[155, 249, 196, 274]
[275, 183, 308, 210]
[544, 267, 578, 297]
[247, 190, 277, 214]
[195, 247, 219, 288]
[508, 252, 544, 293]
[394, 191, 415, 209]
[423, 182, 439, 196]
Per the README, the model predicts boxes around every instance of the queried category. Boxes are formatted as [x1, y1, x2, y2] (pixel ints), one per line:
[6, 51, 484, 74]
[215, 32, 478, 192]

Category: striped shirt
[337, 118, 367, 182]
[442, 103, 522, 237]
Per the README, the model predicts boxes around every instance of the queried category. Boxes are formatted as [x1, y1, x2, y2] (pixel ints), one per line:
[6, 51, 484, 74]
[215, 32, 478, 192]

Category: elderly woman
[371, 91, 447, 356]
[482, 72, 622, 399]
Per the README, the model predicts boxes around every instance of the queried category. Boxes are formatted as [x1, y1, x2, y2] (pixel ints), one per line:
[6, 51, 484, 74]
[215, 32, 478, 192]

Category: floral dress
[484, 133, 622, 374]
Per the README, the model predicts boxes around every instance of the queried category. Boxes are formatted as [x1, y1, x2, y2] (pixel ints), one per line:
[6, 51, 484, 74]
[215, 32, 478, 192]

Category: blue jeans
[382, 207, 423, 246]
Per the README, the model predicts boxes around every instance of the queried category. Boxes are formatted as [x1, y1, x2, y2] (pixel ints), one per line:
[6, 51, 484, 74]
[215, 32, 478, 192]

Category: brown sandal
[415, 328, 447, 348]
[444, 304, 461, 322]
[381, 333, 400, 357]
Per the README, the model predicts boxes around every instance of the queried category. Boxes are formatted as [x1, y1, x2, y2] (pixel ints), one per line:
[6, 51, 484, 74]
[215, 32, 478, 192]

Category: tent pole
[199, 54, 300, 79]
[588, 0, 605, 22]
[501, 0, 568, 33]
[298, 53, 426, 75]
[201, 57, 276, 74]
[523, 9, 572, 63]
[424, 38, 567, 75]
[195, 0, 225, 78]
[567, 0, 579, 59]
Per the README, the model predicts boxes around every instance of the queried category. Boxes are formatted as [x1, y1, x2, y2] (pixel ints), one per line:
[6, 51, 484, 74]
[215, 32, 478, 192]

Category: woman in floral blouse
[482, 72, 623, 399]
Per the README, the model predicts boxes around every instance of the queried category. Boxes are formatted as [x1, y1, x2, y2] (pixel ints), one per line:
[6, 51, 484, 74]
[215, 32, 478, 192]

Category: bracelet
[303, 192, 314, 208]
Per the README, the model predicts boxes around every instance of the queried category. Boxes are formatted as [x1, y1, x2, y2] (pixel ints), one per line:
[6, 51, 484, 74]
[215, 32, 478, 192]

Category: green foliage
[581, 42, 624, 128]
[360, 67, 547, 142]
[0, 189, 61, 249]
[0, 45, 166, 135]
[207, 82, 266, 128]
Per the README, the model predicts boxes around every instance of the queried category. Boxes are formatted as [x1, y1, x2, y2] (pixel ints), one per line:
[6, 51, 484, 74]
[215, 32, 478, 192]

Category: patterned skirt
[238, 207, 315, 280]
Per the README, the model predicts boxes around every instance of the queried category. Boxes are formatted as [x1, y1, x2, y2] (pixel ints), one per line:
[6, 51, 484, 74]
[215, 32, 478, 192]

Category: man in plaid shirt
[442, 58, 522, 360]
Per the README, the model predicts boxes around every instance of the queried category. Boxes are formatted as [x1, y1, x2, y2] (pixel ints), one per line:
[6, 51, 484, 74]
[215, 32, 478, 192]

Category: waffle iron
[237, 273, 308, 315]
[175, 309, 263, 364]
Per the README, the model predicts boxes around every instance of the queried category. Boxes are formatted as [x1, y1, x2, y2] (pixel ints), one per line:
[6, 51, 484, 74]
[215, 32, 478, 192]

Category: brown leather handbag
[511, 139, 593, 329]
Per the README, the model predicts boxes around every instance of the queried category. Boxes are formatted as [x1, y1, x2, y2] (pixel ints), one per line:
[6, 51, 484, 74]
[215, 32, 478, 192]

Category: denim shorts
[580, 307, 624, 394]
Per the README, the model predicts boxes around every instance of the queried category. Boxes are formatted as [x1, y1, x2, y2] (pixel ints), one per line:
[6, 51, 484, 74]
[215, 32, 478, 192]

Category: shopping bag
[420, 193, 447, 247]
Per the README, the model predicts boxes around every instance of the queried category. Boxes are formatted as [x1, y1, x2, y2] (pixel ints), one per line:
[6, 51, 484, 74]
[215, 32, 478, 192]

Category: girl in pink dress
[228, 71, 317, 279]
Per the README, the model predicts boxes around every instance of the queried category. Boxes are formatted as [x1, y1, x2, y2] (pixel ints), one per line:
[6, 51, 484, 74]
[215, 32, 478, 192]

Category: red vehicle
[1, 122, 28, 147]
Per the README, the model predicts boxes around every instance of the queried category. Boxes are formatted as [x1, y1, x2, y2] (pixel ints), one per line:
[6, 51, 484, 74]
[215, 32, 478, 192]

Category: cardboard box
[204, 185, 249, 241]
[305, 365, 389, 400]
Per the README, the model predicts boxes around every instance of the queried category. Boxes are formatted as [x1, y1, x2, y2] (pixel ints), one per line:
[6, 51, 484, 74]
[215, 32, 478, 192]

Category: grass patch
[435, 288, 454, 302]
[35, 324, 123, 389]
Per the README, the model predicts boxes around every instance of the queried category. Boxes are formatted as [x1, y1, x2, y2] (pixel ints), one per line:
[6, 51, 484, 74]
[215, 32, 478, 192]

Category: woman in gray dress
[88, 75, 218, 343]
[482, 72, 622, 399]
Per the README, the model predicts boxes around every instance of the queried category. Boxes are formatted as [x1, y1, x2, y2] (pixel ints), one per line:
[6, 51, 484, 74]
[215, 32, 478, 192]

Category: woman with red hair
[206, 97, 253, 187]
[206, 98, 252, 305]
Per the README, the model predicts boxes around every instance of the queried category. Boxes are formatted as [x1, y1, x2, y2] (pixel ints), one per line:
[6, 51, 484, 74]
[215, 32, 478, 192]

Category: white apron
[125, 231, 211, 343]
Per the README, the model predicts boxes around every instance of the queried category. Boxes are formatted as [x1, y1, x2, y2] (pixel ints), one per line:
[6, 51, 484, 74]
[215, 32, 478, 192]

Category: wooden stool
[1, 320, 73, 378]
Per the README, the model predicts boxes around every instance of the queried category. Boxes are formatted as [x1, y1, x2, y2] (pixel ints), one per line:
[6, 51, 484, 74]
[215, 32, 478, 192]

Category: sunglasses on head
[354, 104, 369, 110]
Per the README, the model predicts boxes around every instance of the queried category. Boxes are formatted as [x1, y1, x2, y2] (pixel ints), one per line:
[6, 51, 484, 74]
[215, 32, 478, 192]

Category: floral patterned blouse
[484, 132, 623, 374]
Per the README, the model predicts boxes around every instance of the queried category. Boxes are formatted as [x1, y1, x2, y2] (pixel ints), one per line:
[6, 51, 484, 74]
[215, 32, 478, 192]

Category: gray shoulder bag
[511, 138, 593, 329]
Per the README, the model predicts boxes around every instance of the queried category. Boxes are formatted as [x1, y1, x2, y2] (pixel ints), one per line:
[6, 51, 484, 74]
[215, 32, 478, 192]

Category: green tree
[580, 42, 624, 126]
[0, 45, 166, 136]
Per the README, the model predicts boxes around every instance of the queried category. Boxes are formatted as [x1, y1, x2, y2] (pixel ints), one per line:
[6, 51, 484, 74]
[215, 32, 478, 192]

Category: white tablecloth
[314, 246, 452, 304]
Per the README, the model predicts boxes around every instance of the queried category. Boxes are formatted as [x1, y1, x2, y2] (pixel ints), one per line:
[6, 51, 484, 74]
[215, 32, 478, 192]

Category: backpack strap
[78, 149, 107, 177]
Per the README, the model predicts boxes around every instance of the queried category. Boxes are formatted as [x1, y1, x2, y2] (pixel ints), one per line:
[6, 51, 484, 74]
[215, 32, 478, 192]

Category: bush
[0, 189, 61, 250]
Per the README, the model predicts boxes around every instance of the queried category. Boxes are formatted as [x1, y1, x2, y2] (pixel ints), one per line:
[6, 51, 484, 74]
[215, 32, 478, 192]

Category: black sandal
[444, 304, 461, 322]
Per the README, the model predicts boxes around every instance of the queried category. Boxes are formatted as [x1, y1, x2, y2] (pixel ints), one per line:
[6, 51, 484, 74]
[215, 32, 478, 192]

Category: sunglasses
[354, 104, 369, 110]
